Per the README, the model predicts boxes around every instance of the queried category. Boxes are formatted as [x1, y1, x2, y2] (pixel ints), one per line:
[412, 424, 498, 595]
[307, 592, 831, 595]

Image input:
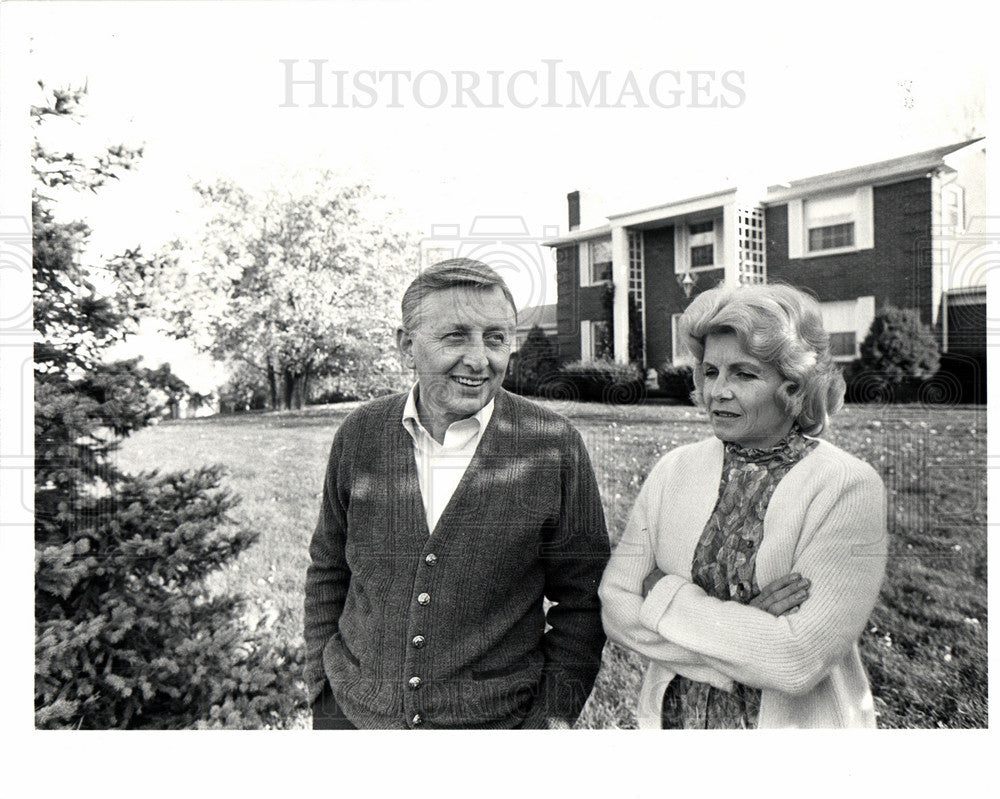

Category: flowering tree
[155, 175, 417, 409]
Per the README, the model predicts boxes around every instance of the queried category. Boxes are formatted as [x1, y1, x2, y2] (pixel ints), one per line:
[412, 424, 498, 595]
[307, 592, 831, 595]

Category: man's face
[397, 285, 516, 434]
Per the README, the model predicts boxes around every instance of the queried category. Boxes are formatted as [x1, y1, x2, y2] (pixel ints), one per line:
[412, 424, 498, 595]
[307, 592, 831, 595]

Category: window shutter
[674, 223, 688, 273]
[855, 186, 874, 249]
[787, 199, 804, 259]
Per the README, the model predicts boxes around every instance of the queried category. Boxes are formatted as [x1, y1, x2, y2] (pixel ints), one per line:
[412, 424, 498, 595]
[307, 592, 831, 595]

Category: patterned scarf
[661, 427, 817, 729]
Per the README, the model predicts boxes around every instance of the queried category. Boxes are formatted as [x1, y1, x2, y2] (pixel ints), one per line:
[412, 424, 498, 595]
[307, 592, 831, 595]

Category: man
[304, 258, 609, 729]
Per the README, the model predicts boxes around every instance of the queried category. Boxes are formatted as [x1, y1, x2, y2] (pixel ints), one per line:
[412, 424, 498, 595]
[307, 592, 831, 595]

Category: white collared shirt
[401, 384, 495, 534]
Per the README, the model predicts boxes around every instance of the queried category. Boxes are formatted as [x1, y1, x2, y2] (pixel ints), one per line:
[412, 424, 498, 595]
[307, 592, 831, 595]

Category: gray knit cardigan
[303, 389, 610, 729]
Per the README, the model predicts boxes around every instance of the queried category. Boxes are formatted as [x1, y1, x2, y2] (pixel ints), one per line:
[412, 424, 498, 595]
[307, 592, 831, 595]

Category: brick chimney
[567, 190, 581, 231]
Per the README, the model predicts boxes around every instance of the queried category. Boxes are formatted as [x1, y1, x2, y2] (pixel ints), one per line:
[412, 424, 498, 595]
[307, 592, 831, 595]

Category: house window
[808, 222, 855, 252]
[689, 220, 715, 267]
[691, 244, 714, 267]
[580, 320, 612, 361]
[675, 216, 722, 273]
[580, 237, 613, 286]
[788, 186, 874, 258]
[819, 297, 875, 361]
[942, 184, 965, 234]
[828, 331, 857, 358]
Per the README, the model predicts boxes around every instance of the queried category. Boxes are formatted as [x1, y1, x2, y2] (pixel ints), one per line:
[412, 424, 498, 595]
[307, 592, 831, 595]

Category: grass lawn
[115, 398, 987, 729]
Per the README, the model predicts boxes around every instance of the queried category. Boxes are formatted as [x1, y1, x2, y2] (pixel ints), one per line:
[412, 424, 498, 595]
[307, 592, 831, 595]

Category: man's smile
[452, 375, 488, 387]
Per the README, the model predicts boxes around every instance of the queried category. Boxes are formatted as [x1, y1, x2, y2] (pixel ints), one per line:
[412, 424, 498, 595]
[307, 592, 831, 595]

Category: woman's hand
[643, 568, 810, 615]
[642, 567, 667, 598]
[749, 573, 811, 616]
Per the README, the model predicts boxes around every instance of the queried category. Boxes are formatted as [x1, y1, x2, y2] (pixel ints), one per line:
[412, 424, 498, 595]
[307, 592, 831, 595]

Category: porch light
[677, 270, 697, 298]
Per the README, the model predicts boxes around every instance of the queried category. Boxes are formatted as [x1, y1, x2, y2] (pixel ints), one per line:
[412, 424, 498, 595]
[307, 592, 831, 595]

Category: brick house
[542, 139, 986, 374]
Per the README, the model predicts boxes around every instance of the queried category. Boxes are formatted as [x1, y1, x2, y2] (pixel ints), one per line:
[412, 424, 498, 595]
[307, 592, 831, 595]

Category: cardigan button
[417, 592, 431, 606]
[425, 553, 438, 566]
[412, 635, 426, 648]
[412, 713, 423, 726]
[408, 676, 422, 690]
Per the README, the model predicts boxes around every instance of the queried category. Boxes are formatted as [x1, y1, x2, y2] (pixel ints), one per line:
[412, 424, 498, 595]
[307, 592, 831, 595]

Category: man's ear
[396, 326, 414, 367]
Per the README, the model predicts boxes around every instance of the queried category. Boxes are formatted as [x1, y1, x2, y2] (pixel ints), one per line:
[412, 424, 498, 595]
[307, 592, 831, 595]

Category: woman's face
[701, 332, 795, 449]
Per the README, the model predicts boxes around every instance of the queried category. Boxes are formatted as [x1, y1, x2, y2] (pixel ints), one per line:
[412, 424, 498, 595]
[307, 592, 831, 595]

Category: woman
[599, 283, 887, 728]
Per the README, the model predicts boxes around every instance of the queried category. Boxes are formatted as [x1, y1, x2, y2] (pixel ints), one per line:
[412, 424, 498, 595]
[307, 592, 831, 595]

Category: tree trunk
[279, 362, 311, 411]
[297, 365, 311, 410]
[282, 367, 294, 410]
[267, 359, 279, 410]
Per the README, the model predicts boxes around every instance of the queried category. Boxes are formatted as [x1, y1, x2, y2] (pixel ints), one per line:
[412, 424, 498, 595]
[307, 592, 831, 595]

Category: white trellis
[628, 230, 646, 363]
[737, 206, 766, 285]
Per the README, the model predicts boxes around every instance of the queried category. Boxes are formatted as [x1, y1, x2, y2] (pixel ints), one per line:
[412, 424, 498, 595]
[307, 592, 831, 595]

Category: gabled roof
[764, 138, 984, 203]
[541, 187, 739, 246]
[607, 187, 739, 228]
[516, 303, 557, 329]
[541, 138, 986, 246]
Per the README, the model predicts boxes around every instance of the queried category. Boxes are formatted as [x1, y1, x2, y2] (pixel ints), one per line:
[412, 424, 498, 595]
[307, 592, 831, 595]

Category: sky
[9, 1, 990, 390]
[1, 0, 997, 793]
[12, 0, 991, 392]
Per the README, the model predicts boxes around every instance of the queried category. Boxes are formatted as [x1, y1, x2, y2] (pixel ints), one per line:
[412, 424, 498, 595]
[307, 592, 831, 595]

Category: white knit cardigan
[599, 436, 887, 728]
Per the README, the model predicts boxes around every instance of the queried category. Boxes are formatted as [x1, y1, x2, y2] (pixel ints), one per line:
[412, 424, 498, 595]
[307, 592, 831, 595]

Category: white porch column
[722, 201, 739, 286]
[611, 225, 629, 363]
[930, 173, 944, 327]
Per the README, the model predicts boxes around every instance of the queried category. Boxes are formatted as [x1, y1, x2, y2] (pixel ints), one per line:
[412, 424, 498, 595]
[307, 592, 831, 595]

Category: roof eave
[541, 224, 613, 247]
[606, 187, 739, 223]
[765, 138, 985, 203]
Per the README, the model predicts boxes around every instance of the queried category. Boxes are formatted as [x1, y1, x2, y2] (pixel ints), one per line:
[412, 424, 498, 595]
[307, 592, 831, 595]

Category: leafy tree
[217, 360, 270, 413]
[504, 325, 560, 395]
[33, 84, 304, 729]
[142, 361, 194, 419]
[858, 306, 941, 384]
[152, 175, 417, 410]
